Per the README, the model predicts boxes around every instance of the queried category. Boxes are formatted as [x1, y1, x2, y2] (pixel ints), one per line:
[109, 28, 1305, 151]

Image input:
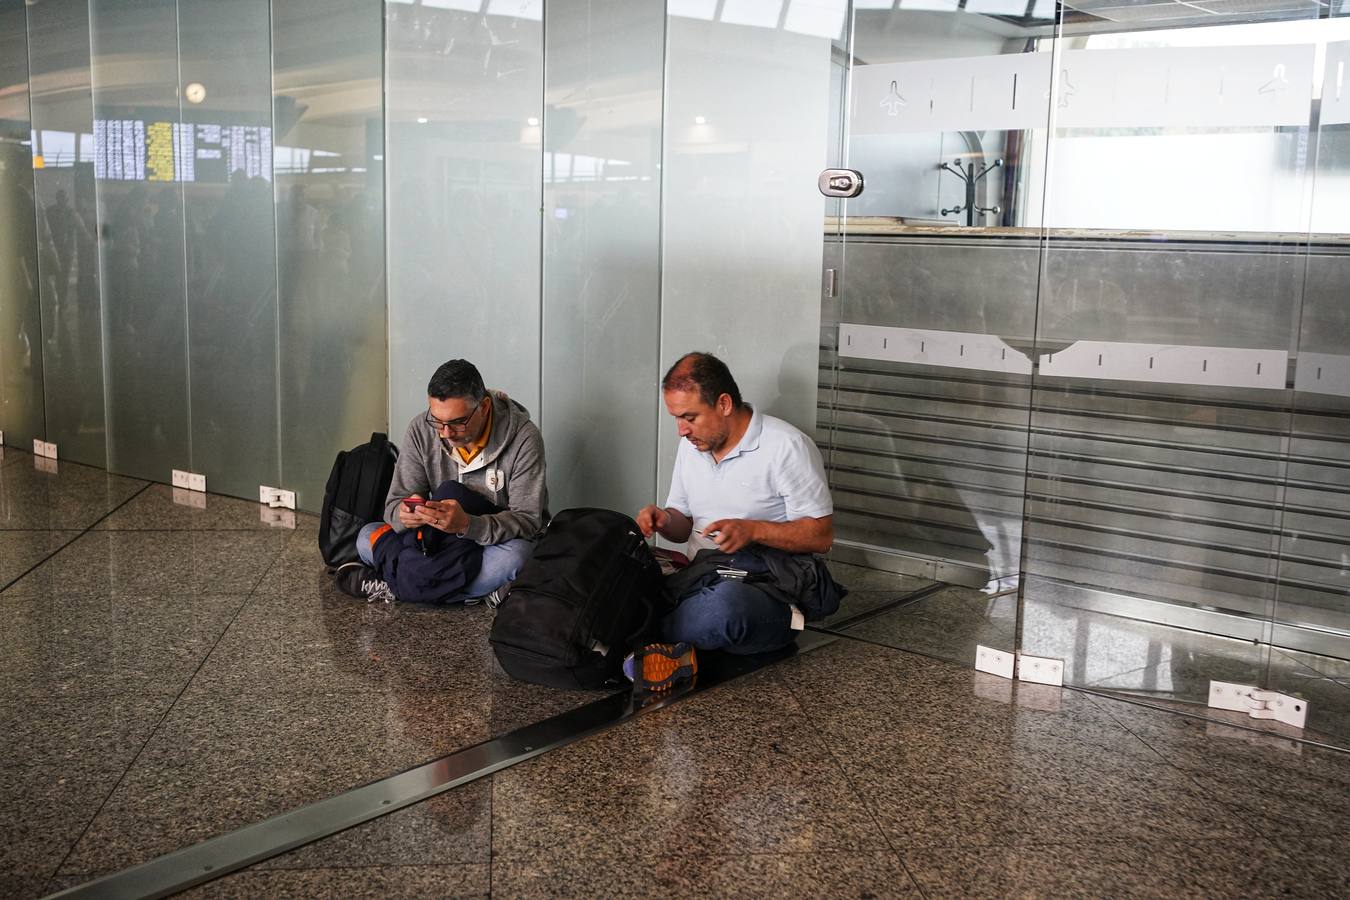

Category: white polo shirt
[665, 407, 833, 554]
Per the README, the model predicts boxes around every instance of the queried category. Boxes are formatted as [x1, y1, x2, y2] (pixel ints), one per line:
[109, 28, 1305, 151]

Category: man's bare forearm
[748, 516, 833, 554]
[701, 515, 833, 554]
[659, 508, 693, 543]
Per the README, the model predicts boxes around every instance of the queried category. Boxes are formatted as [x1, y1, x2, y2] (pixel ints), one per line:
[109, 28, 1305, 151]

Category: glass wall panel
[178, 0, 280, 499]
[27, 0, 105, 467]
[274, 0, 387, 512]
[384, 0, 543, 432]
[820, 3, 1056, 662]
[541, 0, 663, 513]
[659, 4, 841, 501]
[1266, 11, 1350, 743]
[89, 0, 190, 483]
[1019, 9, 1326, 701]
[0, 0, 47, 448]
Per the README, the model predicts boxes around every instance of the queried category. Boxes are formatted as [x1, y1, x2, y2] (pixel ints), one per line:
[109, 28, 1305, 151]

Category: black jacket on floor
[663, 546, 847, 622]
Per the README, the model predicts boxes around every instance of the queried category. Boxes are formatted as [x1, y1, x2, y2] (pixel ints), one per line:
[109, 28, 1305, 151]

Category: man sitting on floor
[337, 358, 548, 605]
[635, 351, 835, 664]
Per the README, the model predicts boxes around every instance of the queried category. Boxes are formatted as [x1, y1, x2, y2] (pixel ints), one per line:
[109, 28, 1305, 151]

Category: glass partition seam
[827, 4, 858, 481]
[269, 0, 283, 492]
[1260, 28, 1326, 684]
[86, 0, 109, 465]
[21, 0, 48, 442]
[1263, 212, 1320, 687]
[655, 0, 669, 502]
[657, 1, 671, 504]
[381, 1, 391, 429]
[174, 0, 192, 476]
[537, 2, 547, 433]
[381, 5, 388, 435]
[1012, 13, 1066, 658]
[86, 0, 113, 468]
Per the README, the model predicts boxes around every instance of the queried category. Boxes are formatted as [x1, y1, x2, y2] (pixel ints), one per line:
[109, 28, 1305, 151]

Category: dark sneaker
[485, 579, 513, 611]
[463, 580, 508, 608]
[622, 642, 698, 692]
[335, 562, 396, 603]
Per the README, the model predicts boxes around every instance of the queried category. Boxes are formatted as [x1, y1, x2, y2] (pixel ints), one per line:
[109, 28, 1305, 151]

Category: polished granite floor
[2, 450, 1348, 898]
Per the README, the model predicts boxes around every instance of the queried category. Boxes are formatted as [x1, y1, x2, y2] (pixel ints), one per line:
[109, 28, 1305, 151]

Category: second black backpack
[489, 508, 664, 689]
[318, 432, 398, 567]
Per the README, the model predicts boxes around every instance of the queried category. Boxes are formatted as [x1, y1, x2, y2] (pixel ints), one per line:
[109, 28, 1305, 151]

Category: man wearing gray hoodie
[340, 359, 549, 605]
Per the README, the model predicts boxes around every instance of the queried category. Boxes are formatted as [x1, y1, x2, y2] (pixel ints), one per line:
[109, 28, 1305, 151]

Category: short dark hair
[661, 352, 743, 409]
[427, 359, 486, 402]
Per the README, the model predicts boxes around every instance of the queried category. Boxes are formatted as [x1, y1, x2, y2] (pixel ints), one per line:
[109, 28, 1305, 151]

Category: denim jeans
[356, 522, 533, 602]
[661, 578, 794, 655]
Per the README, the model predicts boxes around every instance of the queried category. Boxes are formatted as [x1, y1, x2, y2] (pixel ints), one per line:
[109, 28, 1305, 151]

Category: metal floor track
[51, 631, 840, 900]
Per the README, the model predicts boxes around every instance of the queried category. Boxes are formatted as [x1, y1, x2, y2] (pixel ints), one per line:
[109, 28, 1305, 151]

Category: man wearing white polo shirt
[636, 352, 834, 655]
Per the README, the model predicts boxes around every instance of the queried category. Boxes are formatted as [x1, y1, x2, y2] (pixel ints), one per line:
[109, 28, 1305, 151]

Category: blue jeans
[661, 579, 794, 655]
[356, 522, 533, 602]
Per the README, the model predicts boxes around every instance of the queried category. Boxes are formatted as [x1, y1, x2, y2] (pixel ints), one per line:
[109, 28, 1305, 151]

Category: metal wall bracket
[1017, 654, 1065, 686]
[259, 485, 296, 510]
[1209, 681, 1309, 729]
[975, 645, 1015, 679]
[172, 468, 207, 492]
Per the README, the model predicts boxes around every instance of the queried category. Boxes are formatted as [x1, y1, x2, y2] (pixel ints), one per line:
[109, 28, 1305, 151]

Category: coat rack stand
[939, 158, 1003, 226]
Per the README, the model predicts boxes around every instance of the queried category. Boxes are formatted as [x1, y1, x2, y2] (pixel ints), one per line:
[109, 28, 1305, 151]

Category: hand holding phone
[403, 496, 428, 512]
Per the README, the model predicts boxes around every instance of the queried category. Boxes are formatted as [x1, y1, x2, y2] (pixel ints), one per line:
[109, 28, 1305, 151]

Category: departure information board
[94, 118, 273, 183]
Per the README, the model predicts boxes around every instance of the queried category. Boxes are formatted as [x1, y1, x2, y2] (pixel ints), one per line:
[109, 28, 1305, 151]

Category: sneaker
[622, 642, 698, 692]
[335, 562, 396, 603]
[485, 580, 513, 611]
[462, 581, 508, 609]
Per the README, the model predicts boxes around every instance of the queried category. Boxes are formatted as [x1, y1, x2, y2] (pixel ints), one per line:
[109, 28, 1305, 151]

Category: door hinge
[822, 267, 837, 298]
[1209, 681, 1308, 729]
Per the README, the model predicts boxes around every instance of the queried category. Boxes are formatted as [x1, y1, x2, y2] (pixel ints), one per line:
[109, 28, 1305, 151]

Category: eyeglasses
[426, 398, 484, 432]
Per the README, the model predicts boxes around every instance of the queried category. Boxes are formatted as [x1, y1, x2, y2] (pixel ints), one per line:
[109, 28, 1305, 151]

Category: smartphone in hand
[403, 497, 429, 512]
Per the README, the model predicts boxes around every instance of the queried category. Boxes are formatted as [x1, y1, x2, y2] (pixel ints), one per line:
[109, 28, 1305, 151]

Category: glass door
[1260, 9, 1350, 745]
[819, 0, 1057, 666]
[1018, 5, 1348, 747]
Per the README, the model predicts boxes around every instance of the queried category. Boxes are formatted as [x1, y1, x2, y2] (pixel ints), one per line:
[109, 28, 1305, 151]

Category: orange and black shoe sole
[634, 642, 698, 692]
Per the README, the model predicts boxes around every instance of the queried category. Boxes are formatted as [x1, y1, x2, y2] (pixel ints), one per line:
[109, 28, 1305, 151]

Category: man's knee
[356, 521, 385, 566]
[477, 538, 535, 587]
[663, 582, 792, 654]
[499, 536, 533, 559]
[496, 538, 534, 578]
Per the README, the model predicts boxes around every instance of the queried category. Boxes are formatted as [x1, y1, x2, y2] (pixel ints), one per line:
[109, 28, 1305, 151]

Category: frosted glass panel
[90, 0, 190, 482]
[385, 1, 542, 431]
[275, 0, 387, 512]
[1266, 9, 1350, 743]
[27, 0, 106, 467]
[541, 0, 664, 513]
[1021, 10, 1322, 696]
[659, 12, 834, 496]
[179, 0, 280, 499]
[0, 0, 46, 448]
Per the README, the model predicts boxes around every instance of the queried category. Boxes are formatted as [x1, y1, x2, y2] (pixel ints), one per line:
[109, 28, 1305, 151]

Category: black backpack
[319, 432, 398, 567]
[489, 508, 665, 689]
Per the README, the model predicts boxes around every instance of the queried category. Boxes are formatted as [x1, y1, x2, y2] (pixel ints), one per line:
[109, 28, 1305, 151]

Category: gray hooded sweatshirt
[383, 390, 549, 545]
